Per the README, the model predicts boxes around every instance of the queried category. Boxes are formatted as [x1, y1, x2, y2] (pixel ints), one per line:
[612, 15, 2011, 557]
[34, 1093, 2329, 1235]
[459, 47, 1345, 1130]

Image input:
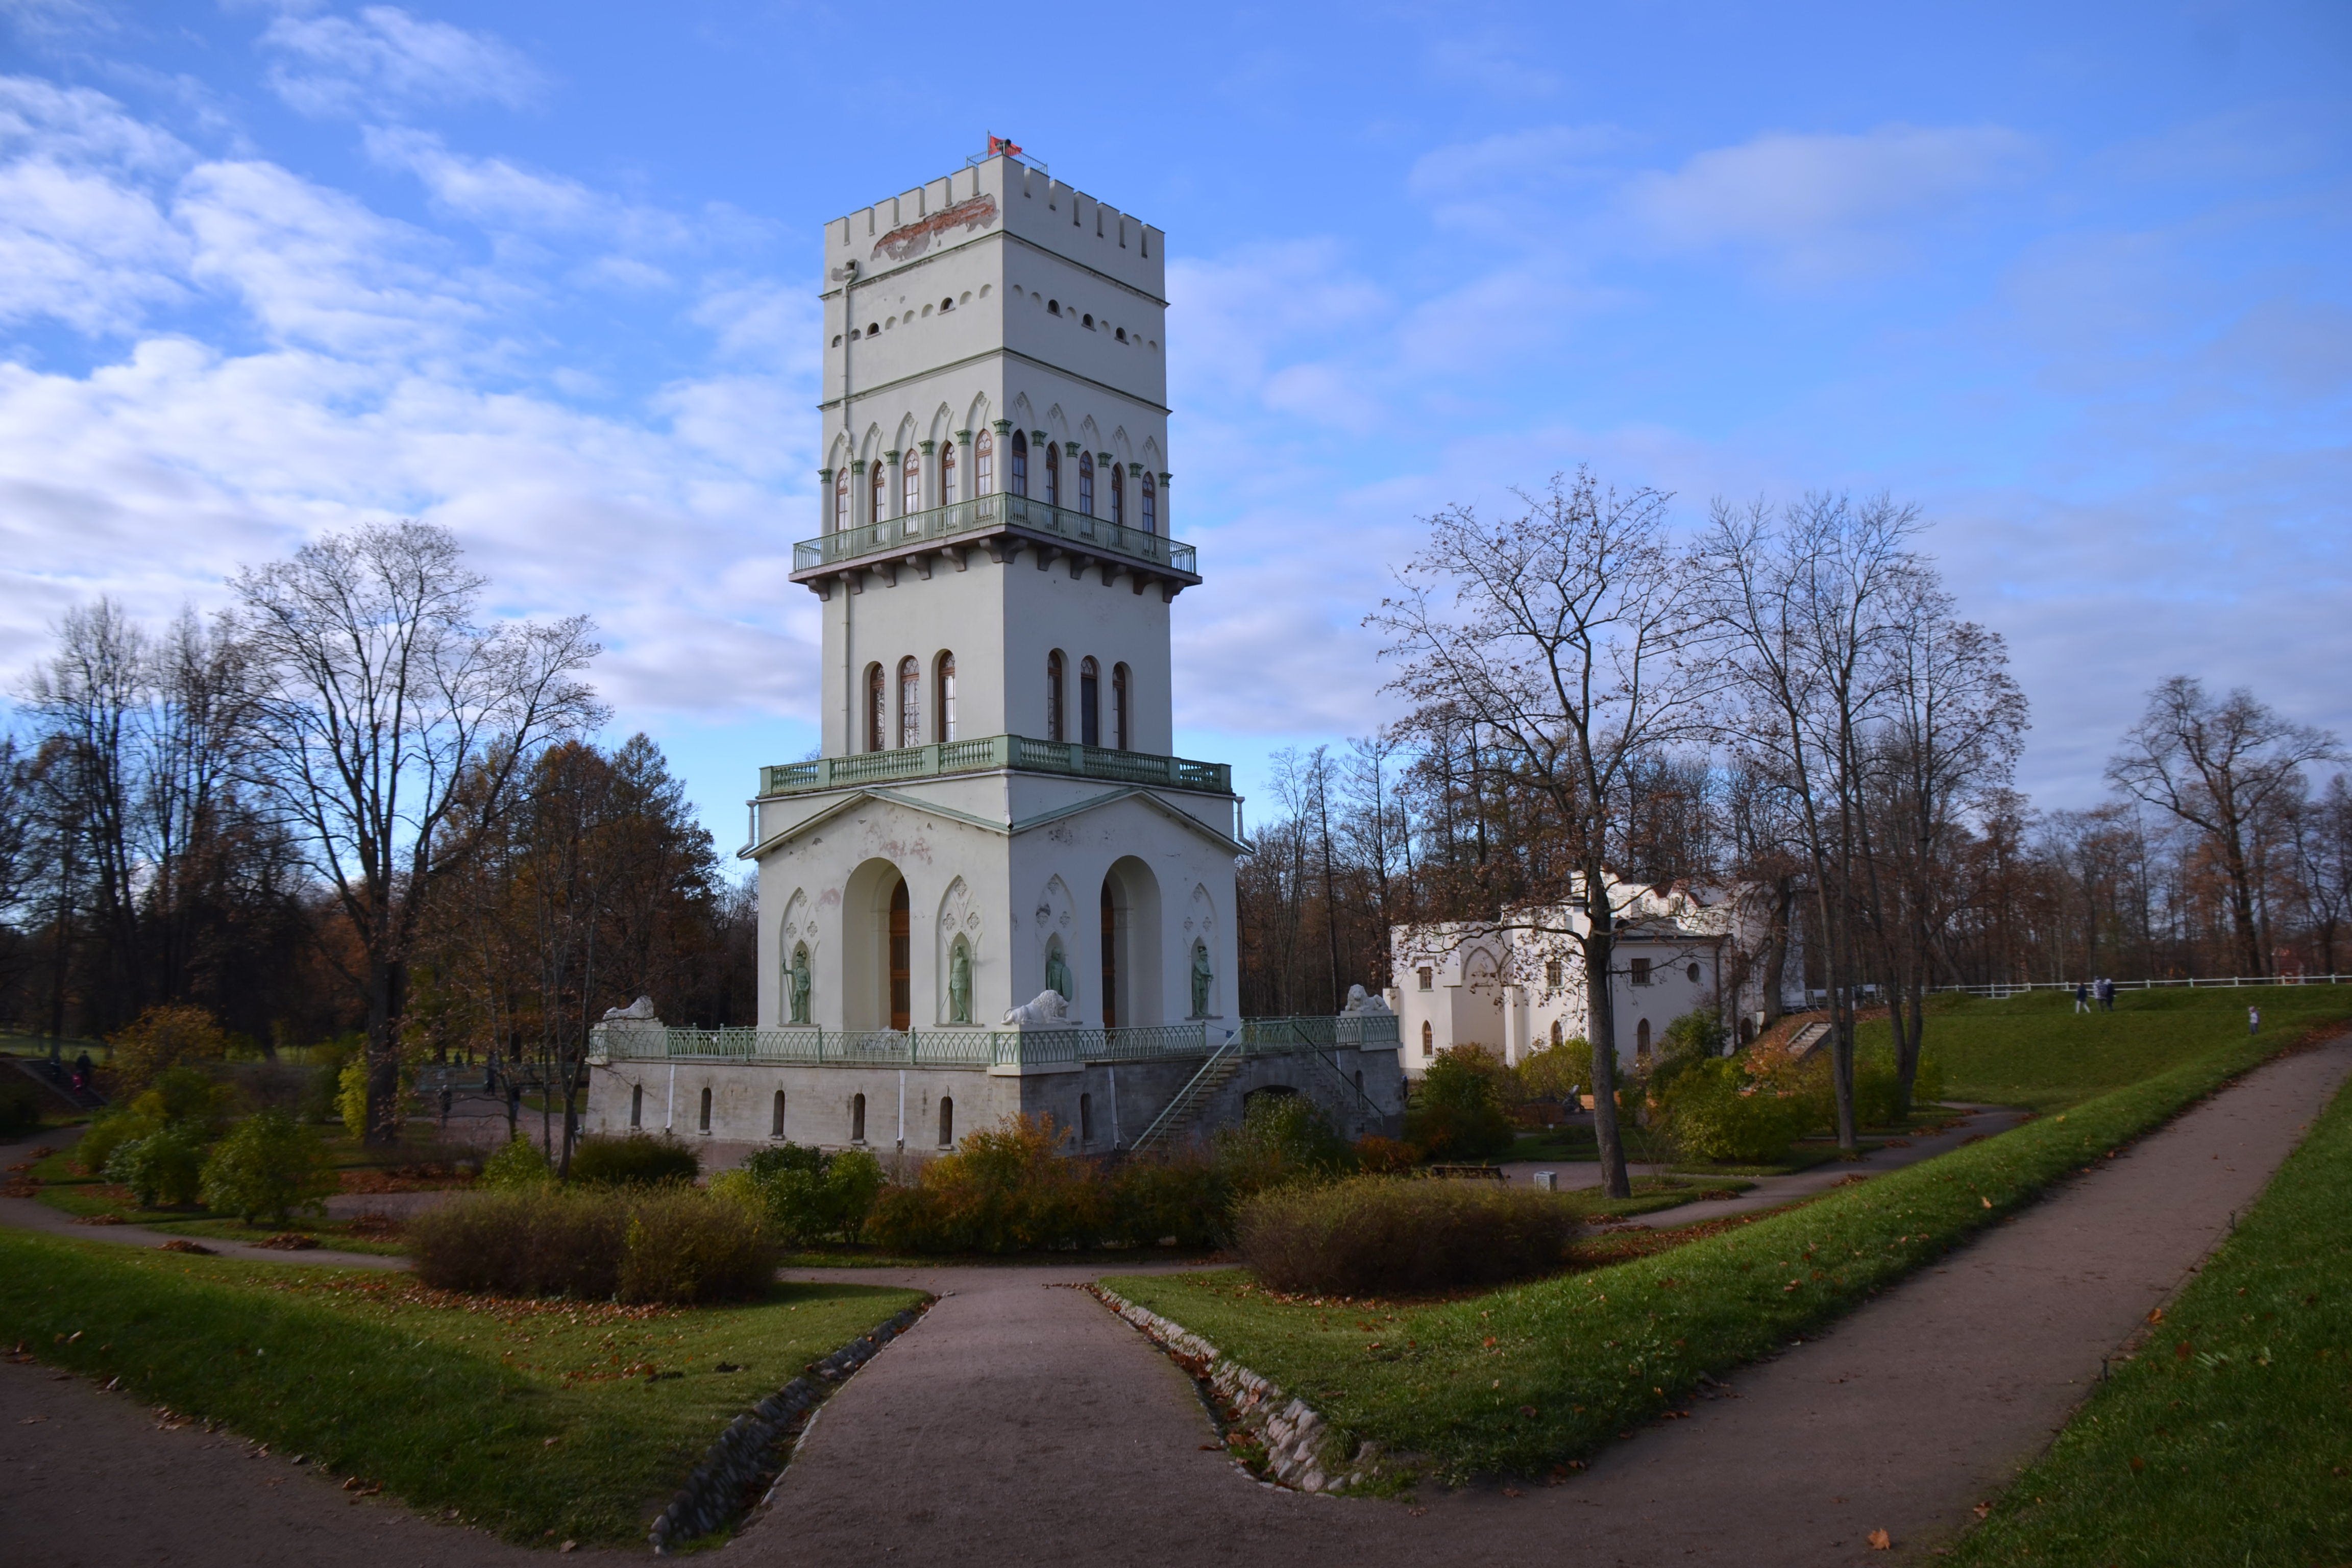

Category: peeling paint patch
[873, 194, 999, 262]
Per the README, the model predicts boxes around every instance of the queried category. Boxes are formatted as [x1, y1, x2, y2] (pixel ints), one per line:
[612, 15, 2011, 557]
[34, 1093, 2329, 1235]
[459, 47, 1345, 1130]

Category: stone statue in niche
[1190, 940, 1214, 1018]
[788, 945, 812, 1025]
[948, 936, 973, 1024]
[1043, 938, 1074, 1007]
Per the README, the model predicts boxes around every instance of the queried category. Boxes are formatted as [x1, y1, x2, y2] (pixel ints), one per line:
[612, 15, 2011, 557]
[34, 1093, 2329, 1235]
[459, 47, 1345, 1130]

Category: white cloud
[1622, 124, 2037, 282]
[0, 156, 188, 331]
[362, 125, 601, 230]
[1166, 240, 1388, 409]
[259, 5, 544, 118]
[0, 75, 189, 172]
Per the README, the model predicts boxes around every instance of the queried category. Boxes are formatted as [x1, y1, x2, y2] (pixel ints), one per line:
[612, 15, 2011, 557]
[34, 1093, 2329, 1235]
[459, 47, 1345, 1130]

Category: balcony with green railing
[586, 1012, 1401, 1069]
[790, 492, 1198, 582]
[758, 733, 1232, 799]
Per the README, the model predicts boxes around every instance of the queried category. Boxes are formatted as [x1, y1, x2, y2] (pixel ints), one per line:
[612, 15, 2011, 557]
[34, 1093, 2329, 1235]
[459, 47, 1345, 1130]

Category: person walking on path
[2074, 982, 2091, 1014]
[2097, 977, 2116, 1011]
[71, 1050, 93, 1093]
[2250, 1004, 2262, 1036]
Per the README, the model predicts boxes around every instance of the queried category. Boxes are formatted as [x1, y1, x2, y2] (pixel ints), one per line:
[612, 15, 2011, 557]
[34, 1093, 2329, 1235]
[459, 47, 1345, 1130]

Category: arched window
[1080, 656, 1100, 748]
[935, 652, 957, 742]
[898, 656, 921, 749]
[1140, 471, 1157, 534]
[770, 1090, 786, 1138]
[870, 458, 887, 524]
[1420, 1020, 1434, 1058]
[1080, 1091, 1095, 1144]
[975, 430, 994, 496]
[851, 1092, 867, 1143]
[938, 1096, 954, 1147]
[1688, 962, 1703, 985]
[832, 468, 849, 532]
[888, 879, 911, 1032]
[865, 663, 885, 752]
[940, 438, 957, 505]
[1550, 1020, 1563, 1048]
[630, 1084, 643, 1128]
[1046, 650, 1065, 742]
[698, 1086, 712, 1133]
[1109, 463, 1124, 526]
[1010, 430, 1027, 497]
[1636, 1018, 1652, 1059]
[1111, 663, 1130, 750]
[1077, 451, 1094, 516]
[902, 449, 920, 516]
[1098, 879, 1117, 1028]
[1044, 444, 1060, 507]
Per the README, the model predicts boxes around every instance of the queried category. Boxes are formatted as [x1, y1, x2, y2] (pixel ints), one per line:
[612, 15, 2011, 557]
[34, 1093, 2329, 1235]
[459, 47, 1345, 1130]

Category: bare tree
[234, 522, 603, 1143]
[2106, 678, 2342, 977]
[2291, 774, 2352, 974]
[1374, 469, 1711, 1198]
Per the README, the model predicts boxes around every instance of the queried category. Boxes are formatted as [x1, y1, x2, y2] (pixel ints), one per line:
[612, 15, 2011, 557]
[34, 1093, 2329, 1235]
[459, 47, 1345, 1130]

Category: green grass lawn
[0, 1231, 921, 1544]
[21, 1144, 412, 1255]
[1107, 990, 2352, 1487]
[1870, 984, 2352, 1111]
[1946, 1070, 2352, 1566]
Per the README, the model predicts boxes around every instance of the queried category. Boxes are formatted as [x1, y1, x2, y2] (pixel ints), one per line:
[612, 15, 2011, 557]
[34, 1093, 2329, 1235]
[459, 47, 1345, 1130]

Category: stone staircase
[4, 1054, 106, 1113]
[1128, 1043, 1242, 1156]
[1785, 1020, 1833, 1061]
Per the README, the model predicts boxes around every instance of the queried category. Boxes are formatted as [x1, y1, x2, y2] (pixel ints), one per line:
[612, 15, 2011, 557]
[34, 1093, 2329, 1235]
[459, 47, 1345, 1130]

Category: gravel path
[3, 1040, 2343, 1565]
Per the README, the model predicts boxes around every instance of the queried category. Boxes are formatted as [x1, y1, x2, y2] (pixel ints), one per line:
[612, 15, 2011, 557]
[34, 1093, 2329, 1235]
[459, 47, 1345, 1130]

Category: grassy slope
[1109, 989, 2352, 1484]
[0, 1234, 919, 1542]
[1948, 1072, 2352, 1567]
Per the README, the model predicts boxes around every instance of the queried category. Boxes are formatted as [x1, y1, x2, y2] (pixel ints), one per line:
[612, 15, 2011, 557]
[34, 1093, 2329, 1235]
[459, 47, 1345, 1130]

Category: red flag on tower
[988, 134, 1022, 158]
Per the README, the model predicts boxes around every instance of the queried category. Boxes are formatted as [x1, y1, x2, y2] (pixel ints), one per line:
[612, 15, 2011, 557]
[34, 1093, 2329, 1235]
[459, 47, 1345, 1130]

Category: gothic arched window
[1009, 430, 1027, 497]
[1112, 663, 1130, 750]
[1140, 471, 1157, 533]
[1046, 650, 1065, 743]
[869, 459, 886, 524]
[864, 663, 885, 752]
[902, 449, 921, 516]
[1110, 463, 1124, 526]
[832, 468, 849, 532]
[1077, 451, 1094, 516]
[898, 656, 921, 748]
[1420, 1020, 1433, 1058]
[1044, 443, 1060, 507]
[938, 1095, 954, 1147]
[940, 439, 957, 505]
[770, 1090, 786, 1137]
[1080, 656, 1100, 748]
[935, 651, 957, 742]
[975, 430, 994, 496]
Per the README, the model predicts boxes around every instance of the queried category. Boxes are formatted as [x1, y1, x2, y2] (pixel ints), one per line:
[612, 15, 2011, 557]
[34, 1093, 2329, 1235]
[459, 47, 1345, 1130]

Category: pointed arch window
[1044, 443, 1060, 507]
[1077, 451, 1094, 516]
[897, 656, 921, 749]
[940, 439, 958, 505]
[1009, 430, 1027, 497]
[1140, 471, 1157, 534]
[1112, 663, 1130, 750]
[1109, 463, 1124, 526]
[832, 468, 849, 532]
[902, 449, 921, 517]
[888, 879, 911, 1032]
[869, 459, 887, 525]
[935, 652, 957, 742]
[938, 1096, 954, 1147]
[865, 663, 886, 752]
[975, 430, 994, 496]
[1046, 650, 1065, 743]
[1080, 656, 1100, 748]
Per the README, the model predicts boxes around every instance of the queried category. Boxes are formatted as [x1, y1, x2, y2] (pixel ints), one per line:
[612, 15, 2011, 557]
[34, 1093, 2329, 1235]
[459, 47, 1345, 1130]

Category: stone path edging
[1087, 1284, 1383, 1494]
[651, 1300, 931, 1554]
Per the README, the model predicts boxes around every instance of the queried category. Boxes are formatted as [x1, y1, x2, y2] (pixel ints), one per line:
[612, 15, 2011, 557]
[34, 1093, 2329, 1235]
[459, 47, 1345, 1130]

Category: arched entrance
[1099, 857, 1162, 1029]
[889, 878, 911, 1031]
[842, 859, 911, 1032]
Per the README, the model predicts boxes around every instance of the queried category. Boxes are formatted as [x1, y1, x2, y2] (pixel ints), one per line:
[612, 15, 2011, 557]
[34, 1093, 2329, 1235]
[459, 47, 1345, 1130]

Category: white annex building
[1388, 877, 1806, 1076]
[585, 149, 1403, 1163]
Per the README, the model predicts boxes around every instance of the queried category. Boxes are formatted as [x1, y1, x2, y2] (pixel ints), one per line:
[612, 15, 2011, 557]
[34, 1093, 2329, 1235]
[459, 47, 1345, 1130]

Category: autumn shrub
[1213, 1093, 1355, 1193]
[412, 1186, 756, 1300]
[868, 1115, 1108, 1253]
[479, 1134, 553, 1190]
[104, 1004, 229, 1098]
[1106, 1154, 1230, 1247]
[104, 1123, 210, 1208]
[568, 1132, 702, 1187]
[0, 1079, 42, 1138]
[1512, 1040, 1588, 1104]
[1234, 1175, 1579, 1296]
[719, 1143, 885, 1243]
[1656, 1058, 1816, 1165]
[616, 1187, 779, 1304]
[1404, 1048, 1515, 1161]
[1352, 1135, 1422, 1174]
[198, 1110, 338, 1224]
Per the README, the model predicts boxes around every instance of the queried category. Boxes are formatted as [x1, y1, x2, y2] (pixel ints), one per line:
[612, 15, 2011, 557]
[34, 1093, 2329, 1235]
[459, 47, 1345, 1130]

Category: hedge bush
[716, 1142, 884, 1244]
[1657, 1058, 1816, 1164]
[567, 1132, 701, 1187]
[479, 1134, 553, 1190]
[104, 1123, 209, 1208]
[869, 1115, 1106, 1253]
[198, 1110, 337, 1224]
[1234, 1175, 1579, 1296]
[410, 1186, 775, 1304]
[1405, 1048, 1515, 1160]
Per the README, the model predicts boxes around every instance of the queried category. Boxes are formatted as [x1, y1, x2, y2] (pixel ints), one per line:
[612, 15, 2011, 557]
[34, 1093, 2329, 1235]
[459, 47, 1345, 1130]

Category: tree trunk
[1583, 917, 1632, 1200]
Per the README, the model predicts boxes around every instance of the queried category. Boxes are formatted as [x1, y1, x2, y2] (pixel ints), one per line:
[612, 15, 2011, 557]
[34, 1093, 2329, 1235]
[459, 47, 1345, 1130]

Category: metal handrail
[758, 734, 1232, 799]
[1129, 1038, 1239, 1155]
[793, 493, 1198, 579]
[591, 1022, 1213, 1068]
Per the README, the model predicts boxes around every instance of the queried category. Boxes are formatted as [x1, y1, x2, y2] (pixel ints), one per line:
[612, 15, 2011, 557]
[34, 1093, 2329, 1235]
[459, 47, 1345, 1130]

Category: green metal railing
[593, 1021, 1215, 1069]
[758, 733, 1231, 799]
[793, 493, 1198, 579]
[1235, 1013, 1402, 1050]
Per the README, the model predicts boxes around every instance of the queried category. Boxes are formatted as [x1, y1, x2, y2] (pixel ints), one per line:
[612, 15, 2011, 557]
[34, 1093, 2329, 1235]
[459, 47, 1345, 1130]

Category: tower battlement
[824, 155, 1164, 300]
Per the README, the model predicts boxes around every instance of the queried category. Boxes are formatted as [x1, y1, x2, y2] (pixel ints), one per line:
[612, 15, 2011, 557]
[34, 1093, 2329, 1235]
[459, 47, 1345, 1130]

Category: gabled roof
[739, 783, 1245, 861]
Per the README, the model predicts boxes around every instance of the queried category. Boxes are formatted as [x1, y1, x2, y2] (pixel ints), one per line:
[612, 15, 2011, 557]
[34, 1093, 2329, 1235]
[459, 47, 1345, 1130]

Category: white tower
[752, 151, 1240, 1048]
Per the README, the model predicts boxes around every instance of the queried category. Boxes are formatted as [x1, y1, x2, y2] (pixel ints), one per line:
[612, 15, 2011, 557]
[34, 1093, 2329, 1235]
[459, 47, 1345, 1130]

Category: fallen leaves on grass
[1867, 1527, 1892, 1549]
[158, 1239, 214, 1255]
[253, 1233, 321, 1251]
[70, 1214, 126, 1226]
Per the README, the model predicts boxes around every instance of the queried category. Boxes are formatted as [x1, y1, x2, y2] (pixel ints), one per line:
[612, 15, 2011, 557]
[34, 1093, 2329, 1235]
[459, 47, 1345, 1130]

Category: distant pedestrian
[2097, 977, 2116, 1012]
[2074, 983, 2090, 1014]
[2249, 1005, 2261, 1036]
[71, 1050, 93, 1091]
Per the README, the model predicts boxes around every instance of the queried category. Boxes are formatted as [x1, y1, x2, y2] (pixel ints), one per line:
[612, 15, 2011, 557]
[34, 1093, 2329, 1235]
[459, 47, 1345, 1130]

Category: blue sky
[2, 0, 2347, 860]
